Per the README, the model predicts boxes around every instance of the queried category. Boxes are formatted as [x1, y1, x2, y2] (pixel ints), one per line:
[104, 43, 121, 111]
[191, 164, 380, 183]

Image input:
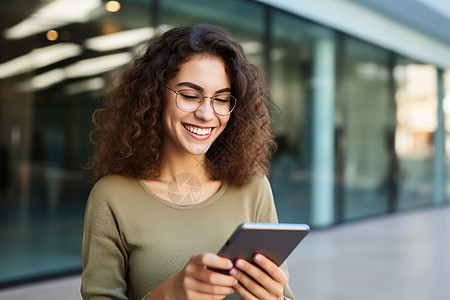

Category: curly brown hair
[88, 24, 276, 186]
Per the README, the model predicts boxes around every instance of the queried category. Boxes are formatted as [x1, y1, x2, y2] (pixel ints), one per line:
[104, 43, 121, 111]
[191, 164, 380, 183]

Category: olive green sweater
[81, 175, 295, 299]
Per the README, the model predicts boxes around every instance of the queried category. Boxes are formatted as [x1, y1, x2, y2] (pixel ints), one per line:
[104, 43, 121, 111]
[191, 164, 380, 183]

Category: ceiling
[347, 0, 450, 46]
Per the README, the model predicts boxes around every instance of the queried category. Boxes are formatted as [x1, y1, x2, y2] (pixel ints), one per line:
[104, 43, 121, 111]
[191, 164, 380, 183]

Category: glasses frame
[165, 86, 237, 116]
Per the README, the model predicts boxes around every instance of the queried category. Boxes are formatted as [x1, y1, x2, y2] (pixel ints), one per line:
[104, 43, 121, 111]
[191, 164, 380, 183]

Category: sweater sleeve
[81, 180, 129, 300]
[255, 176, 296, 300]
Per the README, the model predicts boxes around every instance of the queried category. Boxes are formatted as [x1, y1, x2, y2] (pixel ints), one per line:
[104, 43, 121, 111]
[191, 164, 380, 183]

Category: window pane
[161, 0, 265, 66]
[0, 0, 153, 283]
[342, 37, 392, 220]
[394, 57, 437, 209]
[270, 11, 336, 226]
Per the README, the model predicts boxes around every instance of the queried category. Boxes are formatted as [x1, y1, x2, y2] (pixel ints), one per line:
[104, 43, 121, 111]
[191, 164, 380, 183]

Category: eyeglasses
[165, 86, 237, 116]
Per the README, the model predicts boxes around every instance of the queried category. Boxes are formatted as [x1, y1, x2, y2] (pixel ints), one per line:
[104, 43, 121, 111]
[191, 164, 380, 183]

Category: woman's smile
[182, 123, 213, 138]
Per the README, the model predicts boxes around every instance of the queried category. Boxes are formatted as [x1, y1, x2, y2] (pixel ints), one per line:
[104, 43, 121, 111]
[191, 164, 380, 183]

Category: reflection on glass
[342, 37, 392, 220]
[106, 0, 121, 13]
[443, 70, 450, 202]
[46, 29, 59, 41]
[3, 0, 103, 40]
[394, 58, 437, 209]
[161, 0, 265, 66]
[0, 0, 153, 284]
[270, 12, 336, 226]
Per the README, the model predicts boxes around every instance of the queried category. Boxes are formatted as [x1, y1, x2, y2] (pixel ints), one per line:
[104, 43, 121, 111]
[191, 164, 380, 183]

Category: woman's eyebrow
[176, 81, 203, 91]
[215, 87, 231, 94]
[175, 82, 231, 94]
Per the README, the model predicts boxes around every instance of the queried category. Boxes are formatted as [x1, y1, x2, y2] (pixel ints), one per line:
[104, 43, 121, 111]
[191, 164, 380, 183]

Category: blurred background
[0, 0, 449, 297]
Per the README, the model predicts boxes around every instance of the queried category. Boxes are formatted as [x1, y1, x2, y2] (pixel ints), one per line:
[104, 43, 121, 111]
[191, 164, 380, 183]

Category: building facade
[0, 0, 449, 286]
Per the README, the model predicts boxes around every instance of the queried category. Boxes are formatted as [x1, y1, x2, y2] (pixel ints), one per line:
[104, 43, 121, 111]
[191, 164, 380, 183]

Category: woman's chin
[184, 144, 212, 156]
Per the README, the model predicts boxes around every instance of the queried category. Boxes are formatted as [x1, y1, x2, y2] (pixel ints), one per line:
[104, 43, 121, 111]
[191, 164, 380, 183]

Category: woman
[81, 24, 295, 300]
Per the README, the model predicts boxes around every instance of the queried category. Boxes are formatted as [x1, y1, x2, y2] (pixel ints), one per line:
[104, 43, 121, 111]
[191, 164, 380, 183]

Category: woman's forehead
[171, 55, 231, 92]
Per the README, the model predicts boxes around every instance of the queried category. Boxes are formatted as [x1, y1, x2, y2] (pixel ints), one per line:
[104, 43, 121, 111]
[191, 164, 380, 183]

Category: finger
[185, 276, 236, 296]
[229, 267, 272, 299]
[253, 254, 288, 286]
[193, 253, 233, 270]
[186, 255, 237, 287]
[235, 259, 272, 287]
[196, 267, 238, 287]
[184, 288, 235, 300]
[233, 258, 285, 299]
[233, 282, 259, 300]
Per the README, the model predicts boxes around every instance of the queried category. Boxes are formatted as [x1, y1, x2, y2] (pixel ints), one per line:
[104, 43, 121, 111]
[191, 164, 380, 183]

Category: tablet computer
[213, 222, 310, 274]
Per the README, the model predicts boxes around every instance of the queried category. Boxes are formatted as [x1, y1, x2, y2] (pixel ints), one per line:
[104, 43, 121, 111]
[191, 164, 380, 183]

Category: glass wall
[0, 0, 154, 284]
[394, 58, 437, 209]
[269, 11, 336, 226]
[340, 37, 393, 220]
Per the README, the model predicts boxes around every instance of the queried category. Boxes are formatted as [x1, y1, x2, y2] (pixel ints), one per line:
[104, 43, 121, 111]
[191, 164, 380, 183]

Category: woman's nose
[194, 97, 215, 121]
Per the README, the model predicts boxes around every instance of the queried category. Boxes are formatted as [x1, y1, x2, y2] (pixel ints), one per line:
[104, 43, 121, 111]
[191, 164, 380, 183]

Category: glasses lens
[175, 89, 237, 115]
[176, 89, 203, 112]
[213, 94, 236, 115]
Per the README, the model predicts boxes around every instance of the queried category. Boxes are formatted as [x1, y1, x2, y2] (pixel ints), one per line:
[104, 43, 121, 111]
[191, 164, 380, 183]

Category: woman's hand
[150, 253, 237, 300]
[230, 254, 287, 300]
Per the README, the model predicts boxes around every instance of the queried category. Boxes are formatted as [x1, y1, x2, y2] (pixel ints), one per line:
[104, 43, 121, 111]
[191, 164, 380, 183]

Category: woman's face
[162, 54, 231, 157]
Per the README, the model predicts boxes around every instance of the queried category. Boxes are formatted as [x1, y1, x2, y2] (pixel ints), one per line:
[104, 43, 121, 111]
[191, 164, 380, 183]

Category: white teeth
[184, 125, 212, 136]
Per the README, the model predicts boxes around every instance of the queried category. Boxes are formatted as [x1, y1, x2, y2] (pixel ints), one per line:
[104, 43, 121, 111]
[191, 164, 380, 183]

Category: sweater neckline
[136, 179, 229, 210]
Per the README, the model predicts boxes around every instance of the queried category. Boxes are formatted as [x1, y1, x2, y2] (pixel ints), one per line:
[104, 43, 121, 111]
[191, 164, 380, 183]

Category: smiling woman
[87, 24, 275, 186]
[81, 24, 294, 300]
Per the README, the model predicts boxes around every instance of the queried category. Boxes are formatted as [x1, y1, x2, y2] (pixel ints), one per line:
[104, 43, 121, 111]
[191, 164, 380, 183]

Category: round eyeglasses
[166, 86, 237, 116]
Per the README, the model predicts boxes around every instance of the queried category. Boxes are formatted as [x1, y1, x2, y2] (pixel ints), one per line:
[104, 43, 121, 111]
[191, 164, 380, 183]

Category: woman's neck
[159, 152, 210, 183]
[145, 152, 222, 205]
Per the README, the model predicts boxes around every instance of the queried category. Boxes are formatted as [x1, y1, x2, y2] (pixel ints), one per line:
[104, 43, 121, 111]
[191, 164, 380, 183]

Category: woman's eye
[214, 96, 231, 104]
[180, 92, 201, 100]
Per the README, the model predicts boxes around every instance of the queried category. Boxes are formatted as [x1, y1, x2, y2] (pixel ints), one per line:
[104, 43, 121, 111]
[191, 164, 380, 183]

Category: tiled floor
[288, 205, 450, 300]
[0, 205, 449, 300]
